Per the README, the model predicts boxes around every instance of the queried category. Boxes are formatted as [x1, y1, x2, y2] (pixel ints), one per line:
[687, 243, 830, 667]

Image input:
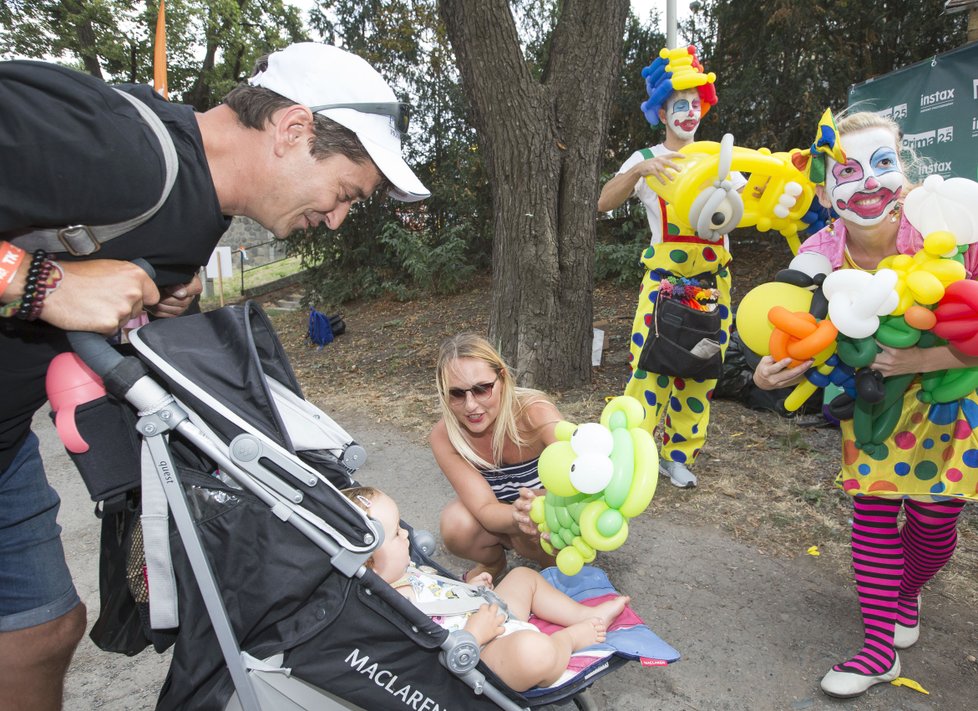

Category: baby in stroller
[343, 485, 631, 692]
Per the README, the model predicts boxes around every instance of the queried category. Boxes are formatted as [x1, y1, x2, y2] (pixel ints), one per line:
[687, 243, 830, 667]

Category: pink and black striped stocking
[895, 498, 964, 629]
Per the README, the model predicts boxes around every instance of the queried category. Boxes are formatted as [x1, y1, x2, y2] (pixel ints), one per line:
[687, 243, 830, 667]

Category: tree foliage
[292, 0, 491, 308]
[680, 0, 969, 152]
[0, 0, 307, 106]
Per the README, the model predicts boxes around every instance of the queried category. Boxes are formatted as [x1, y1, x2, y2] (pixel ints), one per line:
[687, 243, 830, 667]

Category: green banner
[849, 42, 978, 181]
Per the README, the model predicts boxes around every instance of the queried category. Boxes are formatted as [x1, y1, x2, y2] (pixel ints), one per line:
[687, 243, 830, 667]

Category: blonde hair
[435, 333, 552, 471]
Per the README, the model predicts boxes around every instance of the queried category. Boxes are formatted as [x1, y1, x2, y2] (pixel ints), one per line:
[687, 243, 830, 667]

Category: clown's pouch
[638, 286, 723, 380]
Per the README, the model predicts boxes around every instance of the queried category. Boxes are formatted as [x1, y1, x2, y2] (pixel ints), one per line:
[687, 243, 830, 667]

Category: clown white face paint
[664, 90, 701, 141]
[826, 128, 904, 227]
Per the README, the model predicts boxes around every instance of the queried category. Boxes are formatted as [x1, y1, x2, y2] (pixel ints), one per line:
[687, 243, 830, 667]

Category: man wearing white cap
[0, 42, 427, 710]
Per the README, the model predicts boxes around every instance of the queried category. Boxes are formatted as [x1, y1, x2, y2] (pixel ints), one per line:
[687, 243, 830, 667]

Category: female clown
[753, 111, 978, 698]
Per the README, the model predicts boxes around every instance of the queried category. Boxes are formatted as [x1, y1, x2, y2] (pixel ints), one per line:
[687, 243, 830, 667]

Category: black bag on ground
[638, 296, 723, 380]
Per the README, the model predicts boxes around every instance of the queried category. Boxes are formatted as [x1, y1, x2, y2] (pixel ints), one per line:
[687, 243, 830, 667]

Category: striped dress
[479, 458, 541, 503]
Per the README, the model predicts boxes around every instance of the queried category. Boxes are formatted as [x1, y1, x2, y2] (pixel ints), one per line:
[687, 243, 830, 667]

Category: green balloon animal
[530, 396, 658, 576]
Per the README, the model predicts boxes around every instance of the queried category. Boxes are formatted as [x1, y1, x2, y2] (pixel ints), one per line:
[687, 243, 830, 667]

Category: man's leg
[0, 433, 85, 711]
[0, 605, 86, 711]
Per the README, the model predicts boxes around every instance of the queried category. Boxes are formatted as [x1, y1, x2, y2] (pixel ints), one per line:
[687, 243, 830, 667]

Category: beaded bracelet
[0, 250, 65, 321]
[0, 241, 27, 299]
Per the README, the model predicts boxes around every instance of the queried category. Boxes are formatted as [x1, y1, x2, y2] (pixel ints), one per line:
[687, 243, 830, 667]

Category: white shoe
[660, 460, 697, 488]
[820, 655, 901, 698]
[894, 595, 921, 649]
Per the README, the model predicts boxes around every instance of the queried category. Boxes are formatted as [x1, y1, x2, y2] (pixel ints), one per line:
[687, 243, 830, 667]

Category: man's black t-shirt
[0, 61, 232, 471]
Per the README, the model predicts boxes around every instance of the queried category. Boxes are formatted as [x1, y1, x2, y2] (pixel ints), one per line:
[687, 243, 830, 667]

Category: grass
[199, 256, 304, 310]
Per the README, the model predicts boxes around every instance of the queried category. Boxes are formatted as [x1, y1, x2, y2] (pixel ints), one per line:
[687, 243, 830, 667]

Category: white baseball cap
[248, 42, 430, 202]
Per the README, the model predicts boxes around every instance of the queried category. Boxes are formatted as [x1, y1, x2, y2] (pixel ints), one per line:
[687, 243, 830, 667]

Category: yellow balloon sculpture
[878, 231, 966, 314]
[530, 396, 658, 576]
[644, 134, 816, 250]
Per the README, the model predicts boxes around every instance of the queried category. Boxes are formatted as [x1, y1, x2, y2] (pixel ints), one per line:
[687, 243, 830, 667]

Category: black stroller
[58, 301, 661, 710]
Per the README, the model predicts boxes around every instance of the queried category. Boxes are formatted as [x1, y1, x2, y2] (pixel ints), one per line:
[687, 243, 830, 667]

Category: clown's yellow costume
[623, 189, 738, 481]
[609, 46, 742, 488]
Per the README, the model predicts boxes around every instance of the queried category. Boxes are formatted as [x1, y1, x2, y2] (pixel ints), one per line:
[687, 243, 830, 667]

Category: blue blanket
[522, 565, 680, 697]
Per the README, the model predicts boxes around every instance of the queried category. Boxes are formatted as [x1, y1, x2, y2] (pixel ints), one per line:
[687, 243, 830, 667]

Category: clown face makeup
[825, 127, 904, 227]
[663, 90, 701, 141]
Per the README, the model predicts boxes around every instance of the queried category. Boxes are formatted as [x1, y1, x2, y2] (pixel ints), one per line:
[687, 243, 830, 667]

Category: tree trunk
[439, 0, 628, 390]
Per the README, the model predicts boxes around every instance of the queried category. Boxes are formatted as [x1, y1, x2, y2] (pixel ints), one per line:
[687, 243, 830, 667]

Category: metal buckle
[57, 225, 101, 256]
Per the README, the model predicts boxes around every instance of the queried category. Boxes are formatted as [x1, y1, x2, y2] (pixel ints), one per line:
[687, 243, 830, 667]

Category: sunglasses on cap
[447, 376, 499, 404]
[308, 101, 411, 136]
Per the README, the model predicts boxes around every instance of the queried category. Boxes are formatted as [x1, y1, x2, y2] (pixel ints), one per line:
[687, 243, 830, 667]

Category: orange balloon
[904, 304, 937, 331]
[768, 306, 816, 337]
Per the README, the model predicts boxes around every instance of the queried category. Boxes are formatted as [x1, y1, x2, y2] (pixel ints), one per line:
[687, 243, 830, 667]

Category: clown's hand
[640, 152, 685, 185]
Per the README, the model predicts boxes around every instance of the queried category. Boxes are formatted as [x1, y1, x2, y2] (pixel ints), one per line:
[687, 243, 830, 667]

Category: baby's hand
[468, 571, 493, 589]
[465, 603, 506, 646]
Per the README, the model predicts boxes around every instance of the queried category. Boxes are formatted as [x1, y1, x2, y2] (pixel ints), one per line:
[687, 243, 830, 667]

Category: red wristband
[0, 241, 27, 300]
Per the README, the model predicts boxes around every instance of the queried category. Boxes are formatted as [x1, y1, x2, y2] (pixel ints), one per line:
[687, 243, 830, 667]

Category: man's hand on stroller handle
[43, 259, 160, 334]
[148, 274, 203, 318]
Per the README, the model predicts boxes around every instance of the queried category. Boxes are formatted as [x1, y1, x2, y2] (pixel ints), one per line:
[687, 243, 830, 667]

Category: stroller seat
[56, 302, 677, 711]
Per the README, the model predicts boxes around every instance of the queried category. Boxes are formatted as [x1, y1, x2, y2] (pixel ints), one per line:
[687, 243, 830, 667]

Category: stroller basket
[67, 302, 664, 711]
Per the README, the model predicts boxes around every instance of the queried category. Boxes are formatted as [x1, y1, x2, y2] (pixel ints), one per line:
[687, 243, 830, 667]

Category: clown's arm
[598, 152, 684, 212]
[872, 344, 978, 377]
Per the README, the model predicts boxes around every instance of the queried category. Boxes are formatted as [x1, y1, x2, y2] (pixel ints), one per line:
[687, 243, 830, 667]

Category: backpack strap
[12, 89, 179, 256]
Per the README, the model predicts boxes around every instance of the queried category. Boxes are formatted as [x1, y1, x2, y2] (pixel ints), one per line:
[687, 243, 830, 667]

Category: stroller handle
[67, 259, 156, 378]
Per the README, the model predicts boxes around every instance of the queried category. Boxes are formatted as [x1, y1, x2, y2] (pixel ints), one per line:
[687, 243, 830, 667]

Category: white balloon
[570, 422, 614, 457]
[823, 268, 899, 338]
[569, 454, 614, 495]
[904, 174, 978, 246]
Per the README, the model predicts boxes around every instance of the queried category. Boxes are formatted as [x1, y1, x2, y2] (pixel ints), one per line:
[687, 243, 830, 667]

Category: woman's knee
[439, 501, 483, 550]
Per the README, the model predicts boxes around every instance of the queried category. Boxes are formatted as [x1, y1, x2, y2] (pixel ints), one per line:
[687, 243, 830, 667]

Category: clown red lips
[824, 127, 904, 227]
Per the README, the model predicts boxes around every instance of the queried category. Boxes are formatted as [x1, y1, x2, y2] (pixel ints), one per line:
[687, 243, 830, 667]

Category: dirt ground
[54, 234, 978, 709]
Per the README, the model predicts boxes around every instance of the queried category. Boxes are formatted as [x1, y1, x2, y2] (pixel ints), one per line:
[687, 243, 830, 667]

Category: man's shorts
[0, 432, 80, 631]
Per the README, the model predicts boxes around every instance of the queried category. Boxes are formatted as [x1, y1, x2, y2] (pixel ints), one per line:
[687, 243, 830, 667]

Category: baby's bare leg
[479, 624, 605, 692]
[494, 567, 630, 627]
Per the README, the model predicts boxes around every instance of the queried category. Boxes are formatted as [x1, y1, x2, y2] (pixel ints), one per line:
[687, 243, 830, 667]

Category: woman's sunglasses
[448, 376, 499, 404]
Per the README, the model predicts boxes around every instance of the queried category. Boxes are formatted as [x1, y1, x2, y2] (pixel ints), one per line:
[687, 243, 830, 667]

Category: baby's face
[370, 493, 412, 583]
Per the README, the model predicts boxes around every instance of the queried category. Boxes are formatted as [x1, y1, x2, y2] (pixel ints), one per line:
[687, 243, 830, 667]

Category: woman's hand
[873, 343, 978, 376]
[753, 355, 813, 390]
[512, 488, 542, 537]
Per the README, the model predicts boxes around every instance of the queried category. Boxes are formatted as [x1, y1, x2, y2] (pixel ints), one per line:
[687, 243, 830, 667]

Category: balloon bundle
[529, 396, 658, 576]
[735, 174, 978, 454]
[658, 277, 719, 312]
